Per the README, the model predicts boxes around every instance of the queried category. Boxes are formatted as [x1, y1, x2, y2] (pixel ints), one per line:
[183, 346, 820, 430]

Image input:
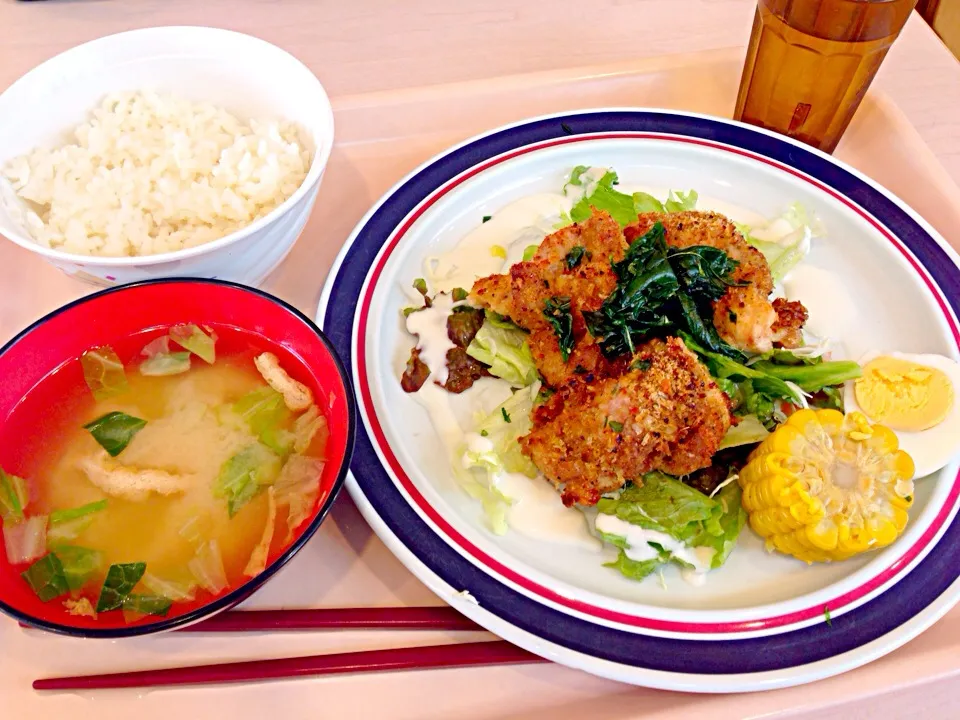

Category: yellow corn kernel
[738, 409, 916, 564]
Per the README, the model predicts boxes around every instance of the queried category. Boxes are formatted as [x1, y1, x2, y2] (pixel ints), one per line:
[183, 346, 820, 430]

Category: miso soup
[0, 323, 330, 625]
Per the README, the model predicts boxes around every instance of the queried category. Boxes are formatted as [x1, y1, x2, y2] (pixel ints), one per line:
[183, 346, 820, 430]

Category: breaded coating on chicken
[471, 211, 628, 386]
[520, 337, 732, 507]
[625, 211, 806, 353]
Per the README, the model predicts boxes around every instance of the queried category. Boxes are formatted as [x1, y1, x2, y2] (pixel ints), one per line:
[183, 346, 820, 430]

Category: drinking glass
[734, 0, 918, 153]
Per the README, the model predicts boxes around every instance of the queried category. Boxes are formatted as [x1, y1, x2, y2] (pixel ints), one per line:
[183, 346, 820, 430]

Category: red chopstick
[33, 640, 546, 690]
[177, 606, 485, 633]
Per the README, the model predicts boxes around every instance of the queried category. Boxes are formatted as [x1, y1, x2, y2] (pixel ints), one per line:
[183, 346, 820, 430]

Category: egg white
[844, 350, 960, 478]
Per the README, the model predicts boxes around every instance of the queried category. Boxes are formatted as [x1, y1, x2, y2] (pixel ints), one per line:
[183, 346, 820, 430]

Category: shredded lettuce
[458, 385, 540, 534]
[718, 414, 770, 450]
[466, 317, 538, 387]
[736, 203, 820, 283]
[469, 386, 539, 477]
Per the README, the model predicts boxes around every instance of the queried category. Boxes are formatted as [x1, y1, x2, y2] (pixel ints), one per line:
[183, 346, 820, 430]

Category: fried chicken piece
[471, 211, 627, 387]
[625, 211, 807, 352]
[520, 337, 732, 507]
[771, 297, 808, 348]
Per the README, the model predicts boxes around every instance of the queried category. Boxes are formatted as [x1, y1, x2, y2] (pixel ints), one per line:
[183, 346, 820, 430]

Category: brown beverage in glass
[734, 0, 917, 153]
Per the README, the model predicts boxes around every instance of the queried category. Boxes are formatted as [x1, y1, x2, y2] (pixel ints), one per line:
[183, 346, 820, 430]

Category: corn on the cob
[739, 409, 915, 563]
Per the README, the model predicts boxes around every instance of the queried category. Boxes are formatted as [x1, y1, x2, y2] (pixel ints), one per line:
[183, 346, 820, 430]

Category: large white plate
[318, 109, 960, 690]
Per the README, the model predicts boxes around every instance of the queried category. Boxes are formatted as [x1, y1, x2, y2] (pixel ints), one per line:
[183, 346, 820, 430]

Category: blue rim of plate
[322, 110, 960, 675]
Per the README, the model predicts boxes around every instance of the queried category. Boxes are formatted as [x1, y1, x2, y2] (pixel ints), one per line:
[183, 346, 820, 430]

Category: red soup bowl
[0, 279, 355, 636]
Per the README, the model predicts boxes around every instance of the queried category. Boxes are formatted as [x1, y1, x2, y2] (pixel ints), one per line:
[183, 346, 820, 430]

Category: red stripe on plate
[356, 132, 960, 634]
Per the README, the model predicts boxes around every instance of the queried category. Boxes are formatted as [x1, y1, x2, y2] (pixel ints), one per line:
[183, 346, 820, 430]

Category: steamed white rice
[2, 91, 312, 257]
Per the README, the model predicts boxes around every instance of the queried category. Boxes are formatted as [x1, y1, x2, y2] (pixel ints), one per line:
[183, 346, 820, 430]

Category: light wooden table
[1, 2, 959, 718]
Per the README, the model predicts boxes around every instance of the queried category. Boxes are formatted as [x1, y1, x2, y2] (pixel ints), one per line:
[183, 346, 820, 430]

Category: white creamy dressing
[782, 264, 857, 341]
[594, 513, 715, 576]
[564, 166, 609, 203]
[426, 194, 572, 293]
[404, 291, 458, 385]
[461, 432, 598, 549]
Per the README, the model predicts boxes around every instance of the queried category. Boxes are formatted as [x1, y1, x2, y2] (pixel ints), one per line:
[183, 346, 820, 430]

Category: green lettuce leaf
[458, 385, 541, 533]
[564, 166, 700, 227]
[604, 549, 664, 581]
[466, 317, 538, 387]
[596, 472, 745, 580]
[718, 414, 770, 450]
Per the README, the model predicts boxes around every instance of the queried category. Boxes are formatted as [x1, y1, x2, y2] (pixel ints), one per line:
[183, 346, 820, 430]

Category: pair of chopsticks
[31, 607, 548, 691]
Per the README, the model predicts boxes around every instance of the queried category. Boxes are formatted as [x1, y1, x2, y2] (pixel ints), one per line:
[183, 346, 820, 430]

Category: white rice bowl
[3, 91, 313, 257]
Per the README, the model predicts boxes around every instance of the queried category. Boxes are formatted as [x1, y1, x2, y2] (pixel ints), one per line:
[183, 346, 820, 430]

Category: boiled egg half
[845, 350, 960, 478]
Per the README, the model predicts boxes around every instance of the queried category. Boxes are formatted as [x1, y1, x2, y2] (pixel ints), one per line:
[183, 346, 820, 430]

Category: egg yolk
[854, 356, 954, 431]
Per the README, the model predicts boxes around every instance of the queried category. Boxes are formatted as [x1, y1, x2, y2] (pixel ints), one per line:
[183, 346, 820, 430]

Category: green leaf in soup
[0, 468, 29, 523]
[49, 499, 107, 526]
[96, 562, 147, 612]
[141, 571, 196, 602]
[169, 323, 217, 364]
[21, 554, 69, 602]
[140, 351, 191, 377]
[522, 245, 539, 262]
[542, 296, 575, 362]
[83, 411, 147, 457]
[233, 388, 294, 455]
[52, 545, 104, 591]
[79, 345, 128, 401]
[121, 593, 173, 623]
[215, 443, 281, 517]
